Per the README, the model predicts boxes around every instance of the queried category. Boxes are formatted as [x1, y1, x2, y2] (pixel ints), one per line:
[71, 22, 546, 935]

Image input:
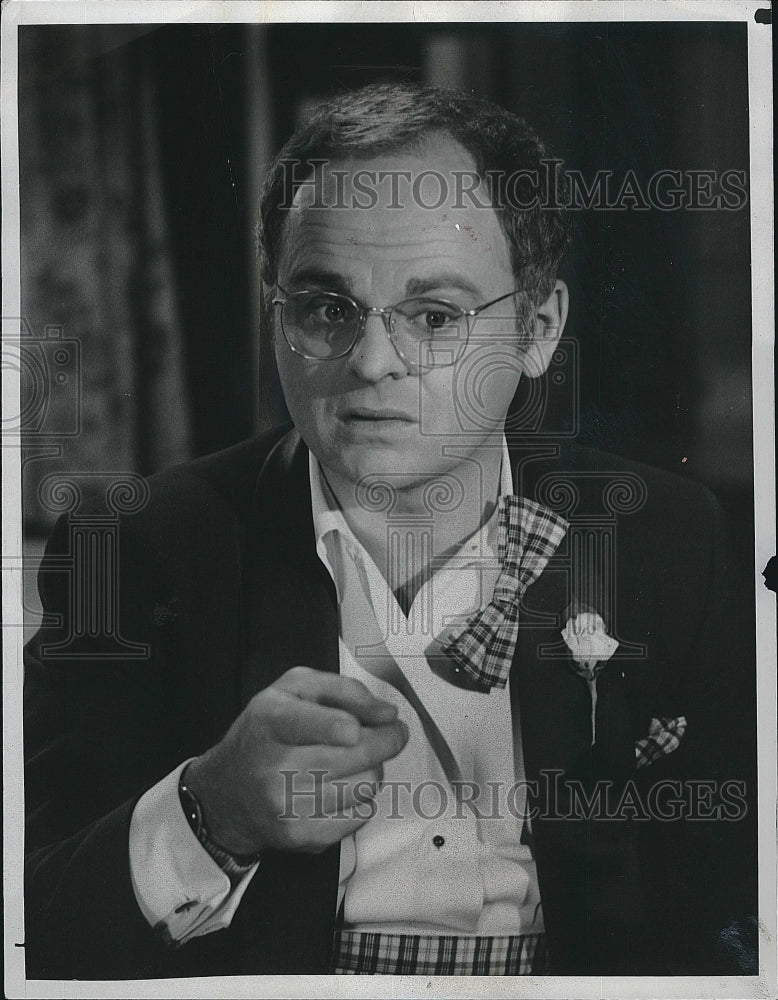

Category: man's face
[272, 135, 554, 490]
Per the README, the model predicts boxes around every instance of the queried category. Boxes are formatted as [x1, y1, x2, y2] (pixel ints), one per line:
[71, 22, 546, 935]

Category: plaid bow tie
[441, 495, 569, 691]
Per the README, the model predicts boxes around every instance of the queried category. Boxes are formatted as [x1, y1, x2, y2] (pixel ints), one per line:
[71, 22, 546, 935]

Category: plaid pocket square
[634, 715, 687, 768]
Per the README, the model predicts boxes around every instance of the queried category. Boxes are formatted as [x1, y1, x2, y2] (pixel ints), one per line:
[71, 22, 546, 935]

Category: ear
[521, 280, 569, 378]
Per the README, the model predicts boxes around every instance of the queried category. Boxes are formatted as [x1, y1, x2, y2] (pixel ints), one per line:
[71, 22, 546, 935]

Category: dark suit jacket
[24, 426, 757, 979]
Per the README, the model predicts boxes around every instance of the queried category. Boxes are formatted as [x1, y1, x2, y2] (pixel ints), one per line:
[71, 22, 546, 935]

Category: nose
[346, 310, 409, 382]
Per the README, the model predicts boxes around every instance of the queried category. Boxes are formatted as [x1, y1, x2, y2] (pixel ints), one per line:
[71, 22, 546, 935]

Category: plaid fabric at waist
[332, 929, 548, 975]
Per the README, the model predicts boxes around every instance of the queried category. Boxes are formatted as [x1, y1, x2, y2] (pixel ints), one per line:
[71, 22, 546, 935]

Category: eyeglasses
[272, 285, 524, 369]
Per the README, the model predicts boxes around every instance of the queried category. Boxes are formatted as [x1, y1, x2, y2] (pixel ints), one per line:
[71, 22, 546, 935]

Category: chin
[337, 442, 415, 483]
[338, 444, 458, 493]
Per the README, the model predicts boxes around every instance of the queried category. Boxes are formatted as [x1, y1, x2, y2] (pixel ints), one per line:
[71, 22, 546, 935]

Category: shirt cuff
[129, 758, 259, 944]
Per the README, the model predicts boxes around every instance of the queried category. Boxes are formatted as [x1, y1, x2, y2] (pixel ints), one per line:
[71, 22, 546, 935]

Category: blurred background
[18, 19, 755, 607]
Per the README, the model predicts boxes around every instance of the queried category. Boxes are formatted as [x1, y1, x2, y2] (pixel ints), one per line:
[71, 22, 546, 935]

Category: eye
[397, 299, 462, 334]
[302, 295, 353, 326]
[321, 302, 347, 323]
[424, 309, 454, 329]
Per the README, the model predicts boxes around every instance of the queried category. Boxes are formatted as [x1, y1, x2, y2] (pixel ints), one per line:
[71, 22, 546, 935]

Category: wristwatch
[178, 774, 262, 879]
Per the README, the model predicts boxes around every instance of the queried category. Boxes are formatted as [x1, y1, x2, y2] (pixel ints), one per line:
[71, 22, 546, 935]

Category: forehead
[277, 136, 514, 293]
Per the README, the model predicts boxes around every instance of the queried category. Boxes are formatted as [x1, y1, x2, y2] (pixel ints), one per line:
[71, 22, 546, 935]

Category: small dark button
[432, 835, 445, 848]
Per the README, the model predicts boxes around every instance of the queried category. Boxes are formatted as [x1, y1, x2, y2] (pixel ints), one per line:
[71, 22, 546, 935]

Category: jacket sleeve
[24, 506, 194, 979]
[23, 433, 299, 979]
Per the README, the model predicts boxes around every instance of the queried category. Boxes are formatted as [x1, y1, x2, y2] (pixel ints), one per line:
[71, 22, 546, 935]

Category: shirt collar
[309, 451, 356, 569]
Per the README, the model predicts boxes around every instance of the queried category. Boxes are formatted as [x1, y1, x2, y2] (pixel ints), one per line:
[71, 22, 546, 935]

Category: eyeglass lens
[280, 291, 468, 365]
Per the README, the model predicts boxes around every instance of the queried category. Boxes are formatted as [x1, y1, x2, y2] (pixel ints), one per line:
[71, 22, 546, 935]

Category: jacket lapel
[509, 448, 646, 973]
[241, 429, 340, 705]
[511, 559, 592, 782]
[234, 429, 342, 974]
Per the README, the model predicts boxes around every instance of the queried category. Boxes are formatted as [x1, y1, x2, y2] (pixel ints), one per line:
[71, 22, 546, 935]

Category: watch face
[178, 779, 260, 869]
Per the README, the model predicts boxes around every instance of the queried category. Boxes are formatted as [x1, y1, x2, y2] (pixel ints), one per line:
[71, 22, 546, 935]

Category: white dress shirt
[129, 440, 542, 942]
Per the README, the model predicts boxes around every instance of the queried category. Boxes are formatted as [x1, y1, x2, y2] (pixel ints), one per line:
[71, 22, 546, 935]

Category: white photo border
[2, 2, 774, 998]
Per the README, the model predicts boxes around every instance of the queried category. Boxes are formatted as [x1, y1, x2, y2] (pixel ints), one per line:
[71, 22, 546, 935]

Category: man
[24, 84, 755, 979]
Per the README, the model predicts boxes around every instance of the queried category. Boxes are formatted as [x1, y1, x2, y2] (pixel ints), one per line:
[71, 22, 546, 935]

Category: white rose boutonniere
[561, 611, 619, 746]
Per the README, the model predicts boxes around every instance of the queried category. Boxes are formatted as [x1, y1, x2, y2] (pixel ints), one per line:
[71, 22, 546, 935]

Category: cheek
[420, 356, 521, 434]
[276, 343, 321, 404]
[451, 349, 523, 425]
[275, 351, 312, 417]
[274, 349, 343, 441]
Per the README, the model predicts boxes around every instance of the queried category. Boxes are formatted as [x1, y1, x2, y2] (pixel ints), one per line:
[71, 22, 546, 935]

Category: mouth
[343, 407, 417, 423]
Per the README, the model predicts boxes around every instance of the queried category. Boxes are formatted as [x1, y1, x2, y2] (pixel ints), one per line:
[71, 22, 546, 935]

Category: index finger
[276, 667, 398, 726]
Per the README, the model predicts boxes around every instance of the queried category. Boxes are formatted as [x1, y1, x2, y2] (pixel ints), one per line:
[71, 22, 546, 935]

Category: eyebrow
[283, 268, 484, 302]
[405, 274, 483, 300]
[284, 268, 355, 296]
